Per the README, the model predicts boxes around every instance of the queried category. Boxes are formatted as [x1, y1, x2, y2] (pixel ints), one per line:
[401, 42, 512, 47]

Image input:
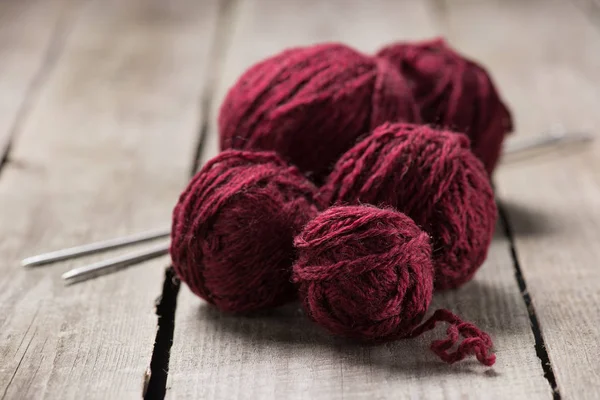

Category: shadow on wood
[497, 199, 555, 238]
[191, 273, 531, 378]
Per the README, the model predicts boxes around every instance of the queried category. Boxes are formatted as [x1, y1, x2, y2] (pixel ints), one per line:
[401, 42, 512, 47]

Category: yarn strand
[408, 308, 496, 366]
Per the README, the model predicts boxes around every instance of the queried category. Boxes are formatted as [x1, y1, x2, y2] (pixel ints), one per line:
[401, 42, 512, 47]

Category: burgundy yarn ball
[292, 205, 434, 341]
[170, 150, 323, 313]
[322, 123, 497, 290]
[219, 43, 420, 182]
[377, 38, 513, 174]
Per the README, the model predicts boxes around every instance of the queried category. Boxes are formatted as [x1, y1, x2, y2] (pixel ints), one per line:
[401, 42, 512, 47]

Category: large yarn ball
[322, 123, 497, 290]
[292, 205, 433, 341]
[377, 38, 513, 174]
[171, 150, 323, 313]
[219, 43, 420, 182]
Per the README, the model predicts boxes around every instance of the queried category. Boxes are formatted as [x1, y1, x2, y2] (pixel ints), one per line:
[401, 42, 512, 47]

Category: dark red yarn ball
[292, 205, 434, 341]
[219, 43, 419, 182]
[170, 150, 323, 313]
[292, 205, 496, 366]
[377, 38, 513, 174]
[322, 123, 497, 290]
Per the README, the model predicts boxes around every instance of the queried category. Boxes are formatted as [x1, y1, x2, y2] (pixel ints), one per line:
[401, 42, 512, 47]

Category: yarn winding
[219, 43, 419, 182]
[170, 150, 323, 313]
[322, 123, 497, 290]
[377, 38, 513, 173]
[293, 205, 434, 341]
[293, 205, 495, 366]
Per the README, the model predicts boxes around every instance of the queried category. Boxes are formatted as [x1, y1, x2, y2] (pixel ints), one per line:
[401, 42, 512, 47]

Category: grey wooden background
[0, 0, 599, 399]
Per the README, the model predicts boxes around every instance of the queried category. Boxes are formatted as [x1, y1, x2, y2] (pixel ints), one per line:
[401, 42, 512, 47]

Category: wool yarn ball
[219, 43, 420, 182]
[293, 205, 496, 366]
[170, 150, 323, 313]
[377, 38, 513, 174]
[322, 123, 497, 290]
[292, 205, 434, 341]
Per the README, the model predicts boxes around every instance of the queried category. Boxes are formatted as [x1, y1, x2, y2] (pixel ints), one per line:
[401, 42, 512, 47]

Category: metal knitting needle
[21, 227, 170, 267]
[22, 132, 594, 278]
[62, 241, 170, 283]
[503, 131, 593, 156]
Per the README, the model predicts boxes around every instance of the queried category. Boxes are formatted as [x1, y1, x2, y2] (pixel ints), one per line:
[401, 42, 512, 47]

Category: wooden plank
[0, 0, 76, 161]
[0, 0, 218, 398]
[437, 0, 600, 398]
[573, 0, 600, 20]
[167, 0, 550, 398]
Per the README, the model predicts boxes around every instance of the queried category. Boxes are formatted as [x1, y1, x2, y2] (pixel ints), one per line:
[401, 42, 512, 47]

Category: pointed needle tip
[21, 258, 38, 268]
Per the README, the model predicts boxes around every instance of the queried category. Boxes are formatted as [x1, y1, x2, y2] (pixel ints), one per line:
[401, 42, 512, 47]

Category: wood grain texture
[167, 1, 550, 398]
[0, 0, 218, 398]
[0, 0, 77, 163]
[435, 0, 600, 398]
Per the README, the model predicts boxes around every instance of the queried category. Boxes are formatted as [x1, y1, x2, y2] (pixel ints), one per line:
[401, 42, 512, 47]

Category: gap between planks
[426, 1, 562, 396]
[0, 0, 222, 398]
[498, 205, 560, 399]
[0, 0, 80, 178]
[437, 0, 600, 397]
[143, 1, 240, 398]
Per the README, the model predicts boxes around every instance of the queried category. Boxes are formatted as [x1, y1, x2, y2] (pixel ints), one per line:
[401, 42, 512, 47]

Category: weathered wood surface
[438, 0, 600, 398]
[0, 0, 218, 399]
[0, 0, 75, 162]
[2, 0, 599, 398]
[166, 1, 550, 399]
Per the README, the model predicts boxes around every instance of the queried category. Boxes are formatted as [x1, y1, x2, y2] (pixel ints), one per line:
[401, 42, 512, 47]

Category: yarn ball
[292, 205, 434, 341]
[322, 123, 497, 290]
[170, 150, 323, 313]
[377, 38, 513, 174]
[219, 43, 420, 182]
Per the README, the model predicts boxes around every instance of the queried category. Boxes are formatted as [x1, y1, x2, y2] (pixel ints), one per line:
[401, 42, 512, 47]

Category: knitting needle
[23, 132, 594, 276]
[503, 131, 593, 155]
[21, 227, 170, 267]
[62, 241, 170, 283]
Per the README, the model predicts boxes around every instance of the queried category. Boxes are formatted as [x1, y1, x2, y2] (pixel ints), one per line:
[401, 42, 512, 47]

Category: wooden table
[1, 0, 598, 399]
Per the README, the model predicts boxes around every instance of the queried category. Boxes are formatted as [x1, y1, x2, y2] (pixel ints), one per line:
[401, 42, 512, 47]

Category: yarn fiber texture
[293, 205, 433, 341]
[377, 38, 513, 174]
[170, 150, 323, 313]
[293, 205, 496, 366]
[219, 43, 419, 182]
[322, 123, 497, 290]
